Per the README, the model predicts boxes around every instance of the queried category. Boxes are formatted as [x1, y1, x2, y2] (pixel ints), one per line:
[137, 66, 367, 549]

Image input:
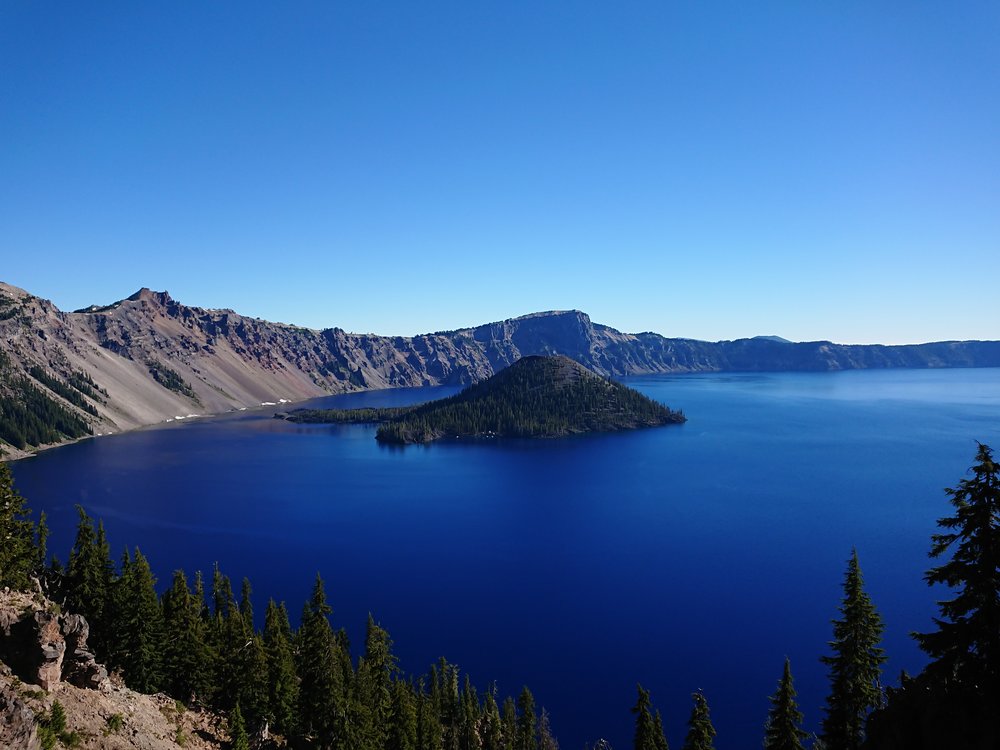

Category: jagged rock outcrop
[0, 680, 40, 750]
[3, 280, 999, 456]
[0, 593, 108, 692]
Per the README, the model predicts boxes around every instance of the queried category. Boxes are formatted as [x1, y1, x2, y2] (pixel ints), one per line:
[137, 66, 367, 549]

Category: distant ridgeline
[283, 355, 686, 444]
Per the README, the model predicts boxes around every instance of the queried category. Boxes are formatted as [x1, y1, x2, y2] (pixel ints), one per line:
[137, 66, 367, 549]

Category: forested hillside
[287, 355, 685, 444]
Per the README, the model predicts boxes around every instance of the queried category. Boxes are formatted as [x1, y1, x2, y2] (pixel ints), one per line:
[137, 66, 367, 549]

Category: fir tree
[296, 574, 345, 749]
[516, 686, 537, 750]
[914, 442, 1000, 694]
[501, 696, 517, 750]
[632, 684, 659, 750]
[35, 510, 48, 577]
[65, 507, 114, 657]
[0, 462, 37, 588]
[263, 599, 299, 736]
[480, 689, 504, 750]
[763, 659, 807, 750]
[820, 550, 886, 750]
[417, 678, 444, 750]
[389, 679, 419, 750]
[111, 548, 166, 693]
[681, 692, 715, 750]
[233, 581, 269, 730]
[538, 708, 559, 750]
[653, 711, 669, 750]
[161, 569, 212, 703]
[357, 614, 398, 749]
[229, 703, 250, 750]
[458, 675, 480, 750]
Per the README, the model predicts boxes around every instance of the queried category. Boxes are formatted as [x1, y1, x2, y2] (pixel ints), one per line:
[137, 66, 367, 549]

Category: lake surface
[11, 368, 1000, 750]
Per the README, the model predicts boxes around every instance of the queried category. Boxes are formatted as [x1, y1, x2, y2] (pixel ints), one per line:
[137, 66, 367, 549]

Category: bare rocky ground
[0, 590, 235, 750]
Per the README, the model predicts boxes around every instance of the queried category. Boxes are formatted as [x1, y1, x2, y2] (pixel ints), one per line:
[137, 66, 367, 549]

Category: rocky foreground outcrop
[2, 280, 999, 456]
[0, 591, 229, 750]
[0, 592, 108, 692]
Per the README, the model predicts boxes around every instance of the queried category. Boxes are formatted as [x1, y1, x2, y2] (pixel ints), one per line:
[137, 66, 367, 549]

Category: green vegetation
[0, 293, 19, 321]
[820, 550, 886, 749]
[104, 713, 124, 734]
[288, 355, 685, 444]
[763, 659, 807, 750]
[0, 463, 48, 588]
[36, 700, 78, 749]
[147, 359, 198, 401]
[631, 685, 669, 750]
[67, 369, 108, 400]
[28, 365, 100, 416]
[866, 442, 1000, 749]
[681, 692, 716, 750]
[0, 377, 92, 449]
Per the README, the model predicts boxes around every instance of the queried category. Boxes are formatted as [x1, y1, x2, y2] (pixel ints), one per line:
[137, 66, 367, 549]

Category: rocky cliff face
[2, 280, 999, 455]
[0, 591, 229, 750]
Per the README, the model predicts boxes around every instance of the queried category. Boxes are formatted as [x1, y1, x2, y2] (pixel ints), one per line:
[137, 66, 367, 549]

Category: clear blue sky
[2, 2, 997, 343]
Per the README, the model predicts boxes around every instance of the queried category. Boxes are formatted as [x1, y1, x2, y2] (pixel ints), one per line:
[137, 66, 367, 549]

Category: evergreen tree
[357, 614, 398, 749]
[35, 510, 48, 577]
[501, 696, 517, 750]
[538, 708, 559, 750]
[0, 462, 37, 589]
[763, 659, 807, 750]
[296, 574, 345, 749]
[458, 675, 480, 750]
[820, 550, 886, 750]
[263, 599, 299, 737]
[417, 678, 444, 750]
[653, 711, 669, 750]
[480, 689, 504, 750]
[632, 684, 659, 750]
[111, 548, 166, 693]
[914, 442, 1000, 694]
[65, 507, 114, 657]
[516, 686, 537, 750]
[681, 692, 715, 750]
[233, 581, 269, 729]
[389, 679, 419, 750]
[161, 570, 212, 703]
[229, 703, 250, 750]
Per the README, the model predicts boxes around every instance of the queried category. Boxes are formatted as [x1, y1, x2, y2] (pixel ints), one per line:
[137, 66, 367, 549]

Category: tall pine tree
[161, 569, 212, 703]
[296, 574, 345, 750]
[65, 507, 114, 658]
[681, 692, 715, 750]
[263, 599, 299, 737]
[0, 462, 37, 588]
[516, 686, 538, 750]
[763, 659, 807, 750]
[110, 548, 166, 693]
[820, 550, 886, 750]
[914, 442, 1000, 693]
[631, 684, 661, 750]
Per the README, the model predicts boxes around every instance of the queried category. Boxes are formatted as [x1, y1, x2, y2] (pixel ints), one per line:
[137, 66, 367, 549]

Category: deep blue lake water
[10, 368, 1000, 750]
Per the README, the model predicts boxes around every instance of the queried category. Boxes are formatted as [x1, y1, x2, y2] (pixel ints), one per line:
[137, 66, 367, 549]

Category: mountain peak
[127, 287, 173, 304]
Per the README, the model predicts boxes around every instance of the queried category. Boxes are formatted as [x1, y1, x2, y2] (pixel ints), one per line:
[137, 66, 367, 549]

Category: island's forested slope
[286, 355, 686, 444]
